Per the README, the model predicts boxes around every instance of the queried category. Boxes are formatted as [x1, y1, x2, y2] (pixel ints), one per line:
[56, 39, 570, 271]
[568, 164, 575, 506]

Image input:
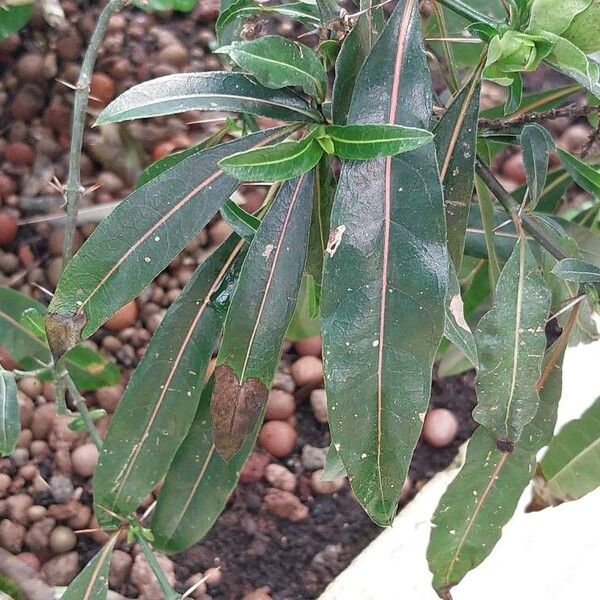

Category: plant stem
[64, 373, 103, 449]
[135, 531, 180, 600]
[432, 0, 497, 26]
[61, 0, 130, 270]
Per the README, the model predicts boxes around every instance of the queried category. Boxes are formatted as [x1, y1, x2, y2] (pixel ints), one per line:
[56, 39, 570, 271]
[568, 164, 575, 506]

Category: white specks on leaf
[326, 225, 346, 257]
[450, 294, 470, 332]
[262, 244, 274, 259]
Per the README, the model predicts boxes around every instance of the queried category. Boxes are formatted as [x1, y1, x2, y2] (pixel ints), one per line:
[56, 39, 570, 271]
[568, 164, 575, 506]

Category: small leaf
[220, 199, 260, 240]
[61, 533, 118, 600]
[96, 72, 322, 125]
[286, 273, 321, 341]
[552, 257, 600, 283]
[558, 148, 600, 198]
[322, 444, 347, 481]
[0, 370, 19, 457]
[134, 0, 198, 11]
[93, 237, 246, 526]
[212, 173, 315, 460]
[68, 409, 106, 432]
[473, 235, 552, 446]
[520, 123, 554, 207]
[219, 134, 323, 183]
[0, 3, 33, 40]
[539, 396, 600, 502]
[324, 123, 433, 160]
[216, 36, 328, 101]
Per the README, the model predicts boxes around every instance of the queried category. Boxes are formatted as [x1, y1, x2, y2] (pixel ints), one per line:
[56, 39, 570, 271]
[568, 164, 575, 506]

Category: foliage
[1, 0, 599, 597]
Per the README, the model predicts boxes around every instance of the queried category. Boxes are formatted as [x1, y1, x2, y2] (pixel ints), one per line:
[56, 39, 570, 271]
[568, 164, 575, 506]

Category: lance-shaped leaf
[220, 199, 260, 240]
[96, 72, 322, 125]
[320, 0, 449, 525]
[520, 123, 554, 208]
[216, 36, 328, 102]
[0, 370, 19, 457]
[93, 237, 246, 526]
[212, 173, 314, 460]
[552, 257, 600, 283]
[61, 533, 118, 600]
[539, 396, 600, 502]
[219, 134, 323, 182]
[332, 0, 384, 125]
[0, 287, 118, 391]
[473, 235, 551, 447]
[46, 129, 283, 357]
[428, 340, 566, 594]
[434, 65, 482, 269]
[151, 379, 260, 553]
[558, 148, 600, 197]
[324, 123, 433, 159]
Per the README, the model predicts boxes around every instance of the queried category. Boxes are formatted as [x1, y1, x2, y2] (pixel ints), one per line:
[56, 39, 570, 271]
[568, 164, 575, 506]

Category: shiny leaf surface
[558, 149, 600, 198]
[520, 123, 554, 207]
[0, 370, 18, 457]
[552, 257, 600, 283]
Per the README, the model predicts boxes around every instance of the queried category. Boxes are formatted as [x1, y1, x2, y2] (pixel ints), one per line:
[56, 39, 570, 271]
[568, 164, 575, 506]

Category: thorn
[49, 176, 65, 194]
[55, 78, 80, 91]
[84, 181, 103, 196]
[492, 218, 512, 233]
[547, 294, 585, 323]
[31, 283, 54, 299]
[139, 500, 157, 523]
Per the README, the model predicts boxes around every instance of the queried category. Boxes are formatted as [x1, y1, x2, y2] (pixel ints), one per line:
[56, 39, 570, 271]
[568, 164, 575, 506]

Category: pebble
[90, 72, 116, 107]
[50, 525, 77, 553]
[5, 493, 33, 524]
[558, 123, 591, 153]
[243, 589, 272, 600]
[31, 403, 56, 439]
[0, 518, 25, 553]
[310, 469, 345, 495]
[27, 505, 47, 522]
[131, 551, 176, 600]
[71, 442, 99, 477]
[5, 141, 34, 167]
[209, 219, 234, 245]
[502, 153, 526, 185]
[41, 551, 79, 586]
[16, 53, 45, 81]
[239, 451, 271, 484]
[0, 474, 11, 498]
[262, 489, 309, 522]
[204, 566, 222, 587]
[104, 300, 138, 331]
[309, 388, 328, 424]
[109, 549, 133, 587]
[264, 463, 297, 492]
[295, 335, 322, 356]
[265, 389, 295, 421]
[422, 408, 459, 448]
[49, 474, 74, 503]
[17, 392, 33, 429]
[18, 376, 42, 399]
[11, 447, 29, 467]
[290, 356, 323, 387]
[17, 552, 40, 572]
[0, 212, 18, 246]
[184, 573, 208, 598]
[95, 384, 123, 412]
[25, 517, 55, 552]
[258, 421, 297, 458]
[301, 444, 327, 470]
[158, 43, 189, 67]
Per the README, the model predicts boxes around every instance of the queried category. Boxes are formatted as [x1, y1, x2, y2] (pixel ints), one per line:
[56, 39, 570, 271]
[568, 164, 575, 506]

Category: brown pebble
[41, 550, 79, 586]
[5, 141, 34, 167]
[31, 403, 56, 440]
[310, 469, 345, 495]
[239, 451, 271, 484]
[295, 335, 322, 357]
[50, 525, 77, 553]
[264, 463, 297, 492]
[262, 489, 308, 522]
[71, 442, 99, 477]
[265, 389, 295, 421]
[243, 590, 272, 600]
[0, 212, 18, 246]
[209, 219, 234, 245]
[89, 73, 115, 107]
[30, 440, 50, 460]
[27, 505, 47, 522]
[109, 549, 133, 587]
[0, 519, 25, 553]
[309, 389, 328, 424]
[104, 300, 138, 331]
[25, 517, 55, 552]
[185, 573, 208, 598]
[0, 173, 16, 199]
[17, 392, 33, 429]
[16, 53, 45, 81]
[258, 421, 297, 458]
[158, 43, 189, 67]
[95, 384, 122, 412]
[422, 408, 459, 448]
[559, 123, 591, 153]
[0, 474, 11, 498]
[290, 356, 323, 387]
[502, 153, 526, 185]
[5, 493, 33, 524]
[204, 566, 222, 587]
[18, 376, 42, 399]
[17, 552, 40, 571]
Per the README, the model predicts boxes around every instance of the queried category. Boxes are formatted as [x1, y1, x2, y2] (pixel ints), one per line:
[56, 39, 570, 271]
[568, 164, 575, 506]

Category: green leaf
[96, 72, 322, 126]
[134, 0, 198, 12]
[321, 0, 449, 526]
[322, 444, 347, 481]
[286, 273, 321, 341]
[332, 0, 384, 125]
[539, 396, 600, 502]
[219, 134, 323, 183]
[216, 36, 328, 101]
[434, 66, 482, 269]
[220, 199, 260, 240]
[0, 3, 33, 40]
[61, 347, 120, 392]
[552, 257, 600, 283]
[473, 235, 551, 447]
[60, 533, 118, 600]
[212, 173, 314, 460]
[0, 370, 19, 457]
[46, 129, 285, 357]
[93, 237, 246, 527]
[558, 149, 600, 198]
[324, 123, 433, 160]
[520, 123, 554, 207]
[151, 378, 260, 553]
[428, 341, 565, 593]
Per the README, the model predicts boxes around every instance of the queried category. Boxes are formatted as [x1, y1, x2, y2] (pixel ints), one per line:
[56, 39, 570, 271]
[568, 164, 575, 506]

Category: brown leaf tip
[45, 310, 87, 362]
[496, 438, 515, 453]
[211, 365, 268, 462]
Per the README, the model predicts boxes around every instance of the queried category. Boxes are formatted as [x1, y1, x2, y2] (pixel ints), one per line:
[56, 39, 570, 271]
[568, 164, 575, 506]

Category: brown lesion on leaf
[45, 310, 87, 362]
[496, 438, 515, 453]
[211, 364, 268, 462]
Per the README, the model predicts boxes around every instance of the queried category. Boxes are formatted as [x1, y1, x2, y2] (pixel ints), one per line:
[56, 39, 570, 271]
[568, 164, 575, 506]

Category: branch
[432, 0, 496, 26]
[64, 373, 103, 450]
[61, 0, 131, 269]
[134, 531, 180, 600]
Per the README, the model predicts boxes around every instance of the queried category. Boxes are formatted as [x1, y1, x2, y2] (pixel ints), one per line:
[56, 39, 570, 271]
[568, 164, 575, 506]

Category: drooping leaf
[324, 123, 433, 159]
[558, 149, 600, 198]
[332, 0, 384, 125]
[212, 174, 314, 460]
[219, 134, 323, 183]
[0, 370, 19, 457]
[93, 237, 246, 526]
[0, 3, 33, 40]
[46, 129, 285, 357]
[520, 123, 554, 208]
[60, 533, 118, 600]
[428, 340, 566, 594]
[434, 65, 482, 269]
[473, 235, 551, 447]
[220, 199, 260, 240]
[151, 378, 260, 553]
[216, 36, 328, 101]
[321, 0, 449, 525]
[552, 257, 600, 283]
[539, 396, 600, 502]
[96, 72, 322, 126]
